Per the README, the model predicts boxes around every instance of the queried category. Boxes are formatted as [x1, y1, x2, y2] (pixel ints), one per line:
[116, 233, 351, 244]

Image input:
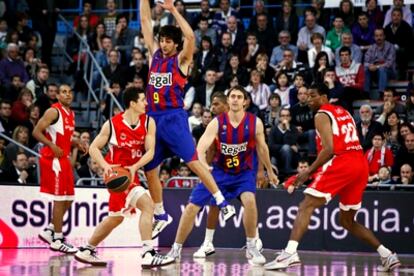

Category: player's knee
[137, 195, 154, 215]
[339, 213, 354, 230]
[240, 193, 256, 208]
[185, 203, 201, 216]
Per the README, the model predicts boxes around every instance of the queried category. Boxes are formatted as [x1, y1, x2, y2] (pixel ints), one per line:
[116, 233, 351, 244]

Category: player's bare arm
[140, 0, 158, 60]
[162, 0, 195, 73]
[32, 108, 63, 158]
[89, 121, 118, 177]
[125, 117, 156, 181]
[255, 118, 279, 185]
[294, 112, 333, 187]
[197, 118, 219, 171]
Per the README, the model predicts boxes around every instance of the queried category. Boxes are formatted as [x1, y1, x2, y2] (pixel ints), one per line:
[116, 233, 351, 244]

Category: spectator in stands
[366, 133, 394, 182]
[215, 32, 233, 80]
[255, 53, 274, 86]
[324, 68, 346, 107]
[195, 36, 218, 75]
[352, 12, 376, 53]
[356, 104, 384, 151]
[0, 151, 36, 184]
[195, 17, 217, 50]
[245, 69, 271, 111]
[0, 137, 5, 168]
[103, 49, 126, 88]
[167, 0, 192, 27]
[369, 166, 394, 188]
[268, 108, 299, 178]
[159, 166, 171, 187]
[226, 15, 245, 52]
[366, 0, 384, 28]
[25, 104, 40, 148]
[287, 73, 306, 106]
[275, 0, 299, 44]
[248, 0, 273, 30]
[23, 48, 41, 79]
[244, 92, 261, 117]
[290, 86, 316, 155]
[192, 0, 214, 29]
[2, 75, 24, 103]
[384, 111, 402, 155]
[5, 30, 21, 47]
[193, 68, 224, 109]
[249, 13, 276, 56]
[112, 13, 137, 62]
[3, 125, 32, 169]
[272, 72, 292, 107]
[383, 0, 412, 27]
[312, 52, 329, 84]
[36, 83, 58, 117]
[102, 0, 118, 36]
[126, 51, 148, 86]
[151, 2, 169, 35]
[364, 28, 396, 99]
[399, 122, 414, 144]
[335, 46, 365, 112]
[240, 32, 267, 70]
[263, 93, 282, 135]
[212, 0, 240, 36]
[26, 64, 49, 101]
[0, 43, 29, 86]
[398, 164, 414, 184]
[392, 133, 414, 176]
[0, 18, 7, 44]
[338, 0, 355, 27]
[297, 13, 326, 59]
[11, 88, 33, 125]
[384, 8, 413, 79]
[74, 1, 99, 30]
[167, 163, 193, 188]
[77, 157, 103, 186]
[334, 32, 362, 65]
[188, 102, 203, 131]
[102, 82, 124, 120]
[311, 0, 331, 31]
[89, 23, 106, 53]
[307, 32, 333, 68]
[95, 35, 112, 70]
[274, 49, 307, 83]
[325, 15, 350, 52]
[376, 88, 406, 124]
[406, 89, 414, 123]
[15, 12, 33, 45]
[224, 75, 240, 95]
[269, 31, 298, 70]
[192, 110, 213, 143]
[0, 100, 16, 137]
[223, 53, 249, 87]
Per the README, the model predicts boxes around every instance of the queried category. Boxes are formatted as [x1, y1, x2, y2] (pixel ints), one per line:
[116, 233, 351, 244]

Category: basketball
[104, 167, 131, 193]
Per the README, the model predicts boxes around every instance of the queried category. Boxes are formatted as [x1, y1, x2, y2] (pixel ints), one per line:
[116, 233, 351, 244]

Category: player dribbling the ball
[74, 87, 174, 268]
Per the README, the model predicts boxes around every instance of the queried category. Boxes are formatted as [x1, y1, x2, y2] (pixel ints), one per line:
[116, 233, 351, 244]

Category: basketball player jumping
[140, 0, 235, 239]
[167, 86, 278, 265]
[74, 88, 174, 268]
[265, 83, 401, 272]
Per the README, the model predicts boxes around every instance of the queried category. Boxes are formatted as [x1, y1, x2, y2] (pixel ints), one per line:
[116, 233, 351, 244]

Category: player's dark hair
[211, 91, 227, 104]
[227, 85, 248, 100]
[123, 87, 145, 108]
[310, 82, 329, 96]
[159, 25, 182, 46]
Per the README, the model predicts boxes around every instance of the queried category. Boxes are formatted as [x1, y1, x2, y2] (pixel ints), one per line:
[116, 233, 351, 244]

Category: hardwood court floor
[0, 247, 413, 275]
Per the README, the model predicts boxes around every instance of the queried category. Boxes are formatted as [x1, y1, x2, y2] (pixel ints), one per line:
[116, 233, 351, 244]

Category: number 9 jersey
[316, 104, 363, 155]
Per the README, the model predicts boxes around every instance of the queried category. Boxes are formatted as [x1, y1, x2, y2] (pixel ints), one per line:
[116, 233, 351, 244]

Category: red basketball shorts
[304, 151, 369, 211]
[39, 157, 75, 201]
[108, 181, 148, 217]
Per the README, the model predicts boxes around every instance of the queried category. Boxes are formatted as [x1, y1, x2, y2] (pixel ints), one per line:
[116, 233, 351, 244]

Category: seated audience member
[272, 72, 292, 107]
[366, 133, 394, 182]
[195, 16, 217, 49]
[383, 0, 412, 27]
[195, 36, 218, 74]
[188, 103, 203, 131]
[224, 15, 245, 51]
[36, 83, 59, 117]
[323, 68, 346, 108]
[397, 164, 414, 185]
[406, 89, 414, 123]
[245, 69, 271, 111]
[366, 0, 384, 28]
[274, 49, 307, 83]
[337, 0, 355, 27]
[307, 32, 333, 68]
[352, 12, 375, 52]
[255, 53, 275, 86]
[356, 104, 384, 151]
[297, 13, 326, 61]
[325, 15, 350, 52]
[275, 0, 299, 43]
[283, 158, 313, 193]
[159, 166, 171, 187]
[249, 13, 277, 56]
[126, 51, 148, 86]
[0, 100, 16, 137]
[0, 152, 36, 184]
[375, 88, 406, 124]
[191, 0, 214, 29]
[77, 157, 103, 186]
[287, 73, 305, 106]
[193, 68, 224, 109]
[335, 31, 362, 65]
[0, 43, 29, 86]
[368, 166, 394, 189]
[2, 75, 24, 103]
[244, 93, 261, 118]
[215, 32, 234, 79]
[392, 133, 414, 177]
[269, 31, 298, 69]
[192, 110, 213, 143]
[312, 52, 329, 84]
[11, 88, 33, 125]
[167, 163, 193, 188]
[212, 1, 240, 36]
[399, 122, 414, 144]
[25, 64, 49, 101]
[263, 94, 282, 135]
[364, 28, 396, 99]
[383, 111, 402, 156]
[223, 53, 249, 87]
[240, 32, 266, 71]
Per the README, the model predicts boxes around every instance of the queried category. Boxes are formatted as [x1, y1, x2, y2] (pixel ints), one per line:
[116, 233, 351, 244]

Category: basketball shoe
[50, 238, 78, 254]
[152, 213, 173, 239]
[246, 244, 266, 265]
[377, 253, 401, 272]
[166, 244, 182, 261]
[264, 250, 301, 270]
[38, 227, 54, 244]
[75, 247, 107, 266]
[218, 201, 236, 221]
[141, 249, 175, 268]
[193, 241, 215, 258]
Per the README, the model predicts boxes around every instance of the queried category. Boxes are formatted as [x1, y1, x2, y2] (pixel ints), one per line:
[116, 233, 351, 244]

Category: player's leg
[75, 216, 124, 266]
[193, 206, 219, 258]
[49, 200, 77, 253]
[240, 192, 265, 265]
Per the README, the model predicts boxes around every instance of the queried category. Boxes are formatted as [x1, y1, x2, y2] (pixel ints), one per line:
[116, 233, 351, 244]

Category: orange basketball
[104, 167, 131, 193]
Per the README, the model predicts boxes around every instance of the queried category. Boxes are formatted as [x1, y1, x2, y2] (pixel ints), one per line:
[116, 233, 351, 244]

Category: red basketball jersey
[40, 103, 75, 158]
[105, 113, 149, 167]
[316, 104, 363, 155]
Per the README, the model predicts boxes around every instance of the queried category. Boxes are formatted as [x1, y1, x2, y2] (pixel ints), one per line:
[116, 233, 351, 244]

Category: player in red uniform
[74, 88, 174, 268]
[140, 0, 235, 238]
[34, 84, 79, 253]
[265, 83, 401, 272]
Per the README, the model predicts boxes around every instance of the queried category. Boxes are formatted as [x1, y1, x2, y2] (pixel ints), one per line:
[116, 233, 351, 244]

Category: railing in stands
[165, 176, 200, 188]
[58, 14, 124, 128]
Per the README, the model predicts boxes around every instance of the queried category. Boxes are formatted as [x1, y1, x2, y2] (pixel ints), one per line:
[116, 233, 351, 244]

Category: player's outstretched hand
[103, 163, 121, 179]
[160, 0, 175, 11]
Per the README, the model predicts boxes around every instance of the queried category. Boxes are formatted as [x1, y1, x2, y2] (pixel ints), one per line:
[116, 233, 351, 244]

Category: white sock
[154, 203, 165, 215]
[246, 237, 256, 248]
[48, 223, 55, 230]
[142, 240, 153, 253]
[213, 191, 225, 205]
[255, 227, 260, 239]
[54, 232, 63, 239]
[204, 228, 215, 243]
[377, 245, 392, 258]
[86, 243, 96, 250]
[173, 242, 182, 250]
[285, 240, 298, 254]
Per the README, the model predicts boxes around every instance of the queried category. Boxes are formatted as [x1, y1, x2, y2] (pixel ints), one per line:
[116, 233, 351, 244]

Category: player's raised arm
[140, 0, 158, 57]
[255, 118, 279, 185]
[197, 118, 219, 170]
[162, 0, 195, 71]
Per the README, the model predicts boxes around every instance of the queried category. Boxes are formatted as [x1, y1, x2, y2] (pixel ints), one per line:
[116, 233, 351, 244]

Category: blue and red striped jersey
[146, 49, 187, 113]
[213, 112, 257, 174]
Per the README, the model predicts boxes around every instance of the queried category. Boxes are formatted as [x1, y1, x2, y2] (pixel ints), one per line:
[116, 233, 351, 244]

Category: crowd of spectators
[0, 0, 413, 190]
